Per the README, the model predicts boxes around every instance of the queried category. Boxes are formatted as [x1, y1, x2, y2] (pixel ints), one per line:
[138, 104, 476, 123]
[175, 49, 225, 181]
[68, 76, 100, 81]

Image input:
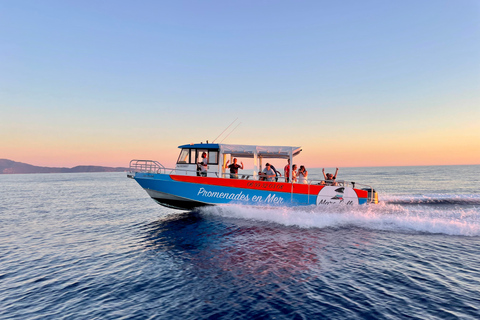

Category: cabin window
[177, 149, 190, 164]
[178, 148, 219, 165]
[189, 149, 196, 164]
[194, 149, 219, 165]
[208, 151, 218, 165]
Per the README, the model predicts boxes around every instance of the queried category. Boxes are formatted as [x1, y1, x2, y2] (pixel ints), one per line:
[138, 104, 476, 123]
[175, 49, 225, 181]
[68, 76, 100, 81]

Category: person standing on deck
[292, 164, 298, 183]
[284, 159, 290, 183]
[298, 165, 308, 184]
[198, 152, 208, 177]
[225, 158, 244, 179]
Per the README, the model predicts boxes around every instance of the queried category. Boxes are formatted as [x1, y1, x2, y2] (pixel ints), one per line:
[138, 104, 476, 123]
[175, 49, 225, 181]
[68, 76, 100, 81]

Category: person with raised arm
[322, 168, 339, 186]
[225, 158, 244, 179]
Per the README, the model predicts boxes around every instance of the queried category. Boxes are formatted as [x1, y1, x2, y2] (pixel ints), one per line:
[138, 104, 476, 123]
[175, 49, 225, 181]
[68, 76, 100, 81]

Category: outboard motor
[362, 188, 378, 204]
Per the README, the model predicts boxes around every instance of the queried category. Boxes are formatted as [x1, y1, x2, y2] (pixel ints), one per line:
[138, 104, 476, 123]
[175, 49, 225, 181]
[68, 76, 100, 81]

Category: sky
[1, 0, 479, 169]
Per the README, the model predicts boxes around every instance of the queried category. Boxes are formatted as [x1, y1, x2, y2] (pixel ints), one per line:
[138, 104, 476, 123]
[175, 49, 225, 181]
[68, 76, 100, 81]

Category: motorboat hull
[133, 172, 369, 210]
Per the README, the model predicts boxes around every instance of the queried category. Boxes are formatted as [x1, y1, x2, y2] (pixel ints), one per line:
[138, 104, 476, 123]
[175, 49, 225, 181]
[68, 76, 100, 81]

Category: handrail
[129, 159, 165, 174]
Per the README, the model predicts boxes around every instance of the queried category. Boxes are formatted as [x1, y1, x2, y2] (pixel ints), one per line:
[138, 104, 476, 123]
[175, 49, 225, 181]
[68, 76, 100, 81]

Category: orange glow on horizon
[3, 142, 478, 169]
[2, 124, 479, 168]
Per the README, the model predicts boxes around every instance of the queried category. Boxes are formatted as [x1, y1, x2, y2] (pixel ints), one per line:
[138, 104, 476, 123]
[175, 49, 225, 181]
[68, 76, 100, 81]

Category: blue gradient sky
[1, 1, 479, 168]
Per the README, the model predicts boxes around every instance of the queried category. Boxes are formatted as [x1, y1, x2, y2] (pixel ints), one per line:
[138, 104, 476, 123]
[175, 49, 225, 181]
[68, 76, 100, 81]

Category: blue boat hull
[133, 173, 368, 210]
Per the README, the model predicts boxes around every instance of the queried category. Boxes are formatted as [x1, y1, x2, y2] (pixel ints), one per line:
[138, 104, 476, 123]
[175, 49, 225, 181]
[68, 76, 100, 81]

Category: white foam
[381, 193, 480, 204]
[199, 202, 480, 237]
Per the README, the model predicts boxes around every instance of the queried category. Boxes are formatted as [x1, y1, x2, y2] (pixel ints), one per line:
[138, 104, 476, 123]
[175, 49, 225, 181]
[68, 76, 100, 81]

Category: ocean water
[1, 165, 479, 319]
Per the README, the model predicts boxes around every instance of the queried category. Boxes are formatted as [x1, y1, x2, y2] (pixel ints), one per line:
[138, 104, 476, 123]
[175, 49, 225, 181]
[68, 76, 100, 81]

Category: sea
[1, 165, 479, 320]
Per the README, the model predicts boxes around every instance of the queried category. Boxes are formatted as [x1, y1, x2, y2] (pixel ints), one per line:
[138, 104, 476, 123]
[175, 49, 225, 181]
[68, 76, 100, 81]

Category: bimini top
[178, 143, 302, 159]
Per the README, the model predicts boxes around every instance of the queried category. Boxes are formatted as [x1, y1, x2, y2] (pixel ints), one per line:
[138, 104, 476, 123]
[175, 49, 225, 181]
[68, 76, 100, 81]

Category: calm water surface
[1, 165, 479, 319]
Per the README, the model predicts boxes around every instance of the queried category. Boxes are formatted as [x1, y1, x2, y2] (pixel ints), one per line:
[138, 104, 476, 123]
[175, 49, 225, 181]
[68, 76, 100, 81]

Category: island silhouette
[0, 159, 128, 174]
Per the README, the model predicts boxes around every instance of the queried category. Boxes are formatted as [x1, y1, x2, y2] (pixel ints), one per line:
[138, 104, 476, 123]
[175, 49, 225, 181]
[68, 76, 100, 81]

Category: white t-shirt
[200, 158, 207, 172]
[298, 171, 307, 184]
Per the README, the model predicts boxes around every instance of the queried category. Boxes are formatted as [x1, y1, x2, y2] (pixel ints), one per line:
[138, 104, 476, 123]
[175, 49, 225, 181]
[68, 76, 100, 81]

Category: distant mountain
[0, 159, 129, 174]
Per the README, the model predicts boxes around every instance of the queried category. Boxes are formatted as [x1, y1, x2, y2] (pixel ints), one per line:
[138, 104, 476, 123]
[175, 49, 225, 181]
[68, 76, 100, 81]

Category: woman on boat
[298, 165, 308, 184]
[291, 165, 298, 183]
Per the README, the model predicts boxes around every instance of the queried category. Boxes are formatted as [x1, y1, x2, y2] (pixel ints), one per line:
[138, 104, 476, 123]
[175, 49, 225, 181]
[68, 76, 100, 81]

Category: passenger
[225, 158, 244, 179]
[262, 163, 276, 182]
[269, 163, 282, 182]
[198, 152, 208, 177]
[322, 168, 339, 185]
[297, 165, 308, 184]
[258, 171, 265, 181]
[284, 159, 290, 183]
[292, 164, 298, 183]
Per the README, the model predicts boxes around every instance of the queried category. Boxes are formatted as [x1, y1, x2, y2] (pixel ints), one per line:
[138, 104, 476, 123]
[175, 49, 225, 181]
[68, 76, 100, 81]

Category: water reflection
[140, 211, 376, 287]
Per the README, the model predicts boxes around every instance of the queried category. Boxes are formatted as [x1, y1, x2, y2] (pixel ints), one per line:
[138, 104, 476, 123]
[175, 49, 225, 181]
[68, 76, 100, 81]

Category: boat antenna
[212, 118, 238, 143]
[220, 122, 241, 143]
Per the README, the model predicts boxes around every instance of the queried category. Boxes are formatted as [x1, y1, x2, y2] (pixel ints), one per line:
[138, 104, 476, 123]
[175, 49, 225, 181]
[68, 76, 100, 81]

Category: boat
[128, 142, 378, 210]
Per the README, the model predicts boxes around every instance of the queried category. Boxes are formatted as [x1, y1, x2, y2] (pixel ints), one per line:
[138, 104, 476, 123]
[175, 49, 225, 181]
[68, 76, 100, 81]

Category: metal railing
[129, 160, 166, 174]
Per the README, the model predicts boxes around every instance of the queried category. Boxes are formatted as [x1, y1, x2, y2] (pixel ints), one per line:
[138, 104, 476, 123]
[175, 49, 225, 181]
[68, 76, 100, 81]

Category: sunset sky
[1, 1, 479, 169]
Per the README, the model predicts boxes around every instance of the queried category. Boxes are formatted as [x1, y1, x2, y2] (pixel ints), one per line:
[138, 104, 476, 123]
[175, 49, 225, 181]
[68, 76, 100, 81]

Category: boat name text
[317, 199, 354, 205]
[197, 187, 284, 204]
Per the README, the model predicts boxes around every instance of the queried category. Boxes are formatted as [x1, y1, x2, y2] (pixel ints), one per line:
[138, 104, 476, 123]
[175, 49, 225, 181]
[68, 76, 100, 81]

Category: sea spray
[199, 200, 480, 236]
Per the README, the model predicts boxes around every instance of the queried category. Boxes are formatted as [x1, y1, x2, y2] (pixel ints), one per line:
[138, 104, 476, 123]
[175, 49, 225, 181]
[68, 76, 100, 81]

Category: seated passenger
[258, 172, 265, 181]
[297, 165, 308, 184]
[225, 158, 244, 179]
[322, 168, 339, 186]
[262, 163, 276, 182]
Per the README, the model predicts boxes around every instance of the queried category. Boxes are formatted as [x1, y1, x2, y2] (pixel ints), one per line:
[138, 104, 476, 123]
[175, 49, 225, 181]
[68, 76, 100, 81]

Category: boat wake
[198, 194, 480, 237]
[383, 194, 480, 206]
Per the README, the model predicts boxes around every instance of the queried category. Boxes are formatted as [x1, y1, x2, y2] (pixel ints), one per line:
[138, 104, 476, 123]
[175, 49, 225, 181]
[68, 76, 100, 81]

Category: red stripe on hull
[354, 188, 368, 199]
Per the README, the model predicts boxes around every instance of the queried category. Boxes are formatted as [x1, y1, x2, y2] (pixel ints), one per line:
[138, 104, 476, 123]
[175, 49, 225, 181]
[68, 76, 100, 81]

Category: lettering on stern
[316, 186, 358, 206]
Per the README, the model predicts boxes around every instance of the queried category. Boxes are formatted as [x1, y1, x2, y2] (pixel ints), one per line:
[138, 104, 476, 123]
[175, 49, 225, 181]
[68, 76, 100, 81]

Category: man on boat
[269, 163, 282, 182]
[198, 152, 208, 177]
[284, 159, 290, 183]
[262, 163, 277, 182]
[225, 158, 244, 179]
